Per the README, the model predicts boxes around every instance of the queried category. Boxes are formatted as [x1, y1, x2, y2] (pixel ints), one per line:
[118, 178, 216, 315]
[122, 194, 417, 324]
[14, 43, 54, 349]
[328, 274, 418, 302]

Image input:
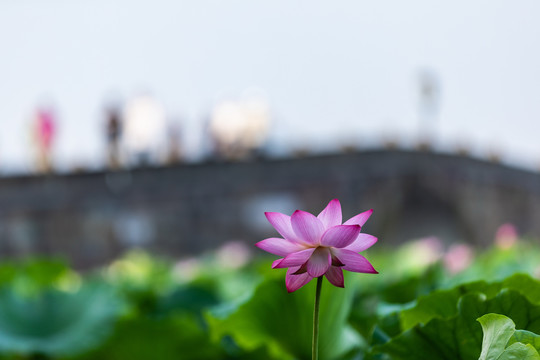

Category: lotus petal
[255, 238, 306, 256]
[320, 225, 361, 248]
[307, 247, 331, 277]
[324, 266, 344, 287]
[291, 210, 325, 245]
[332, 249, 378, 273]
[317, 199, 342, 229]
[344, 209, 373, 227]
[286, 266, 313, 292]
[344, 234, 378, 253]
[273, 248, 316, 268]
[265, 212, 300, 242]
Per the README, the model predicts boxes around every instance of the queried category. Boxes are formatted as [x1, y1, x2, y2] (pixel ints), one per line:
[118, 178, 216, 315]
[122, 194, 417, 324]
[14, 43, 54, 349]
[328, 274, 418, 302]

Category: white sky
[1, 0, 540, 172]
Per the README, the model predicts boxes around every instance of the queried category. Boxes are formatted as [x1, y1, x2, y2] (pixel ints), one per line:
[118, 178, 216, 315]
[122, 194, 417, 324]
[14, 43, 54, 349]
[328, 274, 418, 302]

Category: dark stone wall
[1, 149, 539, 268]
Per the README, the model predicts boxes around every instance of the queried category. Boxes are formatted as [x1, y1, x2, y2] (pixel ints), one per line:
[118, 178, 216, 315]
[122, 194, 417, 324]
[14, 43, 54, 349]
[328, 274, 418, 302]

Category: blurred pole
[417, 68, 441, 150]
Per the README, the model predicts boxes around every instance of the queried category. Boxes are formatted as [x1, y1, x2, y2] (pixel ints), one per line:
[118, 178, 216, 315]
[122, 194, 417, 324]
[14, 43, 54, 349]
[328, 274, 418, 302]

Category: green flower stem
[312, 276, 323, 360]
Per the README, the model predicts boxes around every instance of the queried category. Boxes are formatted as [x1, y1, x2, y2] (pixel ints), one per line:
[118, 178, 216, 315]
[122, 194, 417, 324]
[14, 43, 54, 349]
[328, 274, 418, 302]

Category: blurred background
[2, 0, 540, 266]
[2, 1, 540, 360]
[2, 0, 540, 172]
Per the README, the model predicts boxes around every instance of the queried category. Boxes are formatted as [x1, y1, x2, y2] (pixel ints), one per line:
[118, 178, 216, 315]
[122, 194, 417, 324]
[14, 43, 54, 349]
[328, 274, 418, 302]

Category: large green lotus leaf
[510, 330, 540, 351]
[477, 313, 540, 360]
[498, 343, 540, 360]
[0, 283, 122, 357]
[375, 289, 540, 360]
[376, 264, 444, 305]
[477, 313, 517, 360]
[399, 280, 495, 331]
[67, 314, 251, 360]
[348, 265, 443, 344]
[15, 258, 70, 285]
[156, 284, 220, 315]
[400, 274, 540, 331]
[0, 258, 75, 297]
[0, 264, 16, 286]
[207, 274, 363, 360]
[499, 274, 540, 304]
[120, 280, 221, 319]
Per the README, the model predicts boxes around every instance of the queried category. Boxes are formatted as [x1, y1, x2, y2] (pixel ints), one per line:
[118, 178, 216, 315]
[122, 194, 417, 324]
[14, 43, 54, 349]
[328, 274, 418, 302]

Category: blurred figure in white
[208, 89, 270, 160]
[32, 105, 57, 173]
[105, 102, 123, 169]
[123, 94, 167, 166]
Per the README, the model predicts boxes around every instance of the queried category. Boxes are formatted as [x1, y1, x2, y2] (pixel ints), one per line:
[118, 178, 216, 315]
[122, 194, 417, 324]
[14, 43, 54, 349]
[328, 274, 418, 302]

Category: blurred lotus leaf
[0, 258, 74, 295]
[156, 284, 219, 315]
[399, 274, 540, 331]
[374, 285, 540, 359]
[0, 283, 122, 357]
[70, 314, 225, 360]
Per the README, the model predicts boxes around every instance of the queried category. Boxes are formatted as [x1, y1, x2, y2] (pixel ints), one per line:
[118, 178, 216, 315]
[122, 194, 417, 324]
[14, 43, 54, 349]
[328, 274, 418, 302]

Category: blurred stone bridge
[1, 149, 539, 268]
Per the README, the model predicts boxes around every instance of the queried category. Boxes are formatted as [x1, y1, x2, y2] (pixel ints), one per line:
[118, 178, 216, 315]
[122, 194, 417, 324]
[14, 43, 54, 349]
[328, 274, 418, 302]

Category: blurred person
[200, 113, 214, 160]
[32, 105, 56, 173]
[166, 119, 183, 164]
[122, 94, 167, 167]
[105, 103, 123, 169]
[208, 100, 243, 159]
[208, 92, 270, 160]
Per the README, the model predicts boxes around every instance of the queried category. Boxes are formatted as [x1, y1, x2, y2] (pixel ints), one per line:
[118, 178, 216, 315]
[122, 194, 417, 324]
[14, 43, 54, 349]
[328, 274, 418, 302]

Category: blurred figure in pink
[32, 106, 56, 173]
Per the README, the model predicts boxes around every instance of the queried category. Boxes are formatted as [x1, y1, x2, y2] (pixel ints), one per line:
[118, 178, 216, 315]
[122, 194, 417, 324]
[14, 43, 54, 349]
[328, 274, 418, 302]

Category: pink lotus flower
[256, 199, 378, 292]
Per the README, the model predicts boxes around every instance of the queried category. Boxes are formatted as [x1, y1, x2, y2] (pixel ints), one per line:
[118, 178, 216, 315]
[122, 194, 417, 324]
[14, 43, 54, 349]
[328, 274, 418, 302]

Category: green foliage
[69, 314, 227, 360]
[373, 276, 540, 359]
[2, 240, 540, 360]
[398, 274, 540, 332]
[0, 258, 78, 296]
[207, 274, 363, 360]
[478, 314, 540, 360]
[0, 283, 121, 358]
